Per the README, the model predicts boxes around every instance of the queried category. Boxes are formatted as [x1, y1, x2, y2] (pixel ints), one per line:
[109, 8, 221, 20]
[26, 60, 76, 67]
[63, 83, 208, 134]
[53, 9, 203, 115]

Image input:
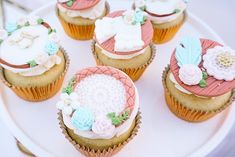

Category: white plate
[0, 1, 235, 157]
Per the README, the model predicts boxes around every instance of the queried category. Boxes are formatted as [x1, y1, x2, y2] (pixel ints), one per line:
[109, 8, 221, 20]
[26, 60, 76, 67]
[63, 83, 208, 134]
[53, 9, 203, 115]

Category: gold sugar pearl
[216, 52, 235, 68]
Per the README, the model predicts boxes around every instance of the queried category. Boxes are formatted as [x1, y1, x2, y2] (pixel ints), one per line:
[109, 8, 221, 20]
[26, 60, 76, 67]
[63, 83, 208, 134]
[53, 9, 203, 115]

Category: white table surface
[0, 0, 234, 156]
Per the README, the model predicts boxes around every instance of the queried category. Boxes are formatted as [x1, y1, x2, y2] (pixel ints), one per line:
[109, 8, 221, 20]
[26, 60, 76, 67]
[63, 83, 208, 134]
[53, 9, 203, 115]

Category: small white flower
[0, 29, 8, 40]
[28, 16, 39, 26]
[135, 0, 146, 9]
[56, 92, 80, 116]
[49, 32, 60, 44]
[123, 10, 135, 25]
[179, 64, 202, 85]
[17, 17, 28, 26]
[92, 116, 115, 138]
[35, 53, 50, 65]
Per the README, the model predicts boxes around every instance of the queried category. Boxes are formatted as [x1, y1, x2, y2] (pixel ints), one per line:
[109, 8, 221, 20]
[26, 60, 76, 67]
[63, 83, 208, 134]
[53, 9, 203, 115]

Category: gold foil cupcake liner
[162, 66, 235, 122]
[56, 2, 110, 40]
[152, 12, 187, 44]
[0, 47, 70, 102]
[58, 111, 141, 157]
[91, 41, 156, 81]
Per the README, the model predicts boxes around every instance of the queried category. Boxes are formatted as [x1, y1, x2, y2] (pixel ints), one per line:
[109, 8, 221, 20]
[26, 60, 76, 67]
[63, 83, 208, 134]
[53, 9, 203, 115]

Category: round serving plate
[0, 0, 234, 157]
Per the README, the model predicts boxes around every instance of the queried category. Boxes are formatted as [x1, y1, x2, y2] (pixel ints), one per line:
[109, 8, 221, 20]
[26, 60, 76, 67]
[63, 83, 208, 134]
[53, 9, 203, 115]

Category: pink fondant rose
[179, 64, 202, 85]
[92, 116, 115, 138]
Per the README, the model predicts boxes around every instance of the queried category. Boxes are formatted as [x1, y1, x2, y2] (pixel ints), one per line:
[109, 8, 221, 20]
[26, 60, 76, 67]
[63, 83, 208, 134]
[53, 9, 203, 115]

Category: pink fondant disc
[170, 39, 235, 97]
[58, 0, 100, 11]
[95, 10, 153, 55]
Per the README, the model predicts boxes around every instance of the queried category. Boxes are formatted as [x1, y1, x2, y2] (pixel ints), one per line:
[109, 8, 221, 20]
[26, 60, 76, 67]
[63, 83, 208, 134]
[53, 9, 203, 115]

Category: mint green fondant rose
[71, 107, 94, 131]
[44, 42, 59, 55]
[5, 22, 18, 33]
[133, 11, 146, 25]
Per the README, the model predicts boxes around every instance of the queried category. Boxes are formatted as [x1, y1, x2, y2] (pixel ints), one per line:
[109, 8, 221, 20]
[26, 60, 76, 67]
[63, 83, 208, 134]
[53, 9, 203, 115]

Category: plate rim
[0, 1, 234, 157]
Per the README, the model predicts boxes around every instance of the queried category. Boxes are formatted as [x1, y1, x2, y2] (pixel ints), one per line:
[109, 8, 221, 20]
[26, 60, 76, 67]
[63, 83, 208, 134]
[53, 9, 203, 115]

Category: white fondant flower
[123, 10, 135, 25]
[17, 18, 28, 26]
[179, 64, 202, 85]
[92, 116, 115, 138]
[35, 53, 50, 65]
[0, 29, 8, 40]
[203, 46, 235, 81]
[56, 92, 80, 116]
[28, 16, 39, 26]
[49, 32, 60, 44]
[51, 55, 62, 65]
[135, 0, 146, 9]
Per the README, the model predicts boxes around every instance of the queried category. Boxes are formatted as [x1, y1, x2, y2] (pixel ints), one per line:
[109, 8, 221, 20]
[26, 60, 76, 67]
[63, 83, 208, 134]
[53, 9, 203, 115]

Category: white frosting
[179, 64, 202, 85]
[0, 25, 61, 76]
[57, 0, 106, 19]
[62, 74, 139, 139]
[135, 0, 186, 24]
[96, 43, 147, 59]
[203, 46, 235, 81]
[95, 15, 144, 52]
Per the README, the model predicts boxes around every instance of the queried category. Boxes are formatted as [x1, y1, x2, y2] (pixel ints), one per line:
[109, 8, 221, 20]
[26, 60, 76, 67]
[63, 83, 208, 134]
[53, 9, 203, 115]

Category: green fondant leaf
[202, 71, 208, 80]
[17, 25, 22, 29]
[27, 60, 37, 68]
[37, 18, 44, 24]
[62, 77, 77, 95]
[48, 28, 53, 34]
[107, 112, 116, 119]
[174, 9, 181, 13]
[0, 39, 3, 44]
[66, 0, 73, 7]
[107, 109, 130, 126]
[199, 79, 207, 88]
[25, 22, 30, 26]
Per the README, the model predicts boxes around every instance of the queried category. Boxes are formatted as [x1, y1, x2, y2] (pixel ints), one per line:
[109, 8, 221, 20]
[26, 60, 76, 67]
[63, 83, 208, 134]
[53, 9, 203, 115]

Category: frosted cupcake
[134, 0, 187, 44]
[57, 66, 141, 156]
[56, 0, 109, 40]
[162, 37, 235, 122]
[92, 10, 155, 81]
[0, 16, 69, 101]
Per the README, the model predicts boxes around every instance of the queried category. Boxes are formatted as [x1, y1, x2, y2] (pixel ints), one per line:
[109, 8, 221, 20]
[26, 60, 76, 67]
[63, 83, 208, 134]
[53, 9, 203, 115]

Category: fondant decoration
[58, 0, 100, 10]
[92, 116, 115, 138]
[176, 37, 202, 85]
[5, 22, 18, 33]
[44, 41, 59, 55]
[95, 10, 146, 52]
[107, 110, 130, 126]
[62, 77, 76, 95]
[56, 92, 80, 116]
[71, 107, 95, 131]
[203, 46, 235, 81]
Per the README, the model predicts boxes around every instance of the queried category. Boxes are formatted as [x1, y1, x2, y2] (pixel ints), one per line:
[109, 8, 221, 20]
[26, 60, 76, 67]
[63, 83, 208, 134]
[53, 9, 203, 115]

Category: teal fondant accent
[44, 42, 59, 55]
[71, 107, 94, 131]
[5, 22, 18, 33]
[176, 37, 202, 67]
[133, 10, 146, 25]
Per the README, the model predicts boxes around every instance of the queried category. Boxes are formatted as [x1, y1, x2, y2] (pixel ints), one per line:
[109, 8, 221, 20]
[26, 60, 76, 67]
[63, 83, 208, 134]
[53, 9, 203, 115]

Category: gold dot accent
[216, 52, 235, 68]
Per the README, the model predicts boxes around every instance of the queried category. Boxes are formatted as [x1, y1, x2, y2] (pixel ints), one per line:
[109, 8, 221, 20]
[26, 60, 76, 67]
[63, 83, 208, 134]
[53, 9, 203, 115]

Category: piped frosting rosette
[94, 9, 153, 59]
[56, 66, 139, 139]
[134, 0, 188, 24]
[170, 37, 235, 97]
[0, 16, 61, 76]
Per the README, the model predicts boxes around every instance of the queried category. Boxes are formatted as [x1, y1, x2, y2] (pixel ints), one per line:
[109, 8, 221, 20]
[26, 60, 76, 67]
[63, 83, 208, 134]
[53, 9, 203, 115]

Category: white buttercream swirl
[203, 46, 235, 81]
[57, 0, 106, 19]
[179, 64, 202, 85]
[135, 0, 186, 24]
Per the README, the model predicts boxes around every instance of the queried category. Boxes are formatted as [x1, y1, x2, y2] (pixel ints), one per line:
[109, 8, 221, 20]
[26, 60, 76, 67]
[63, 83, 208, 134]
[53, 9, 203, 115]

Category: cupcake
[0, 16, 69, 101]
[56, 0, 109, 40]
[92, 10, 155, 81]
[57, 66, 141, 156]
[134, 0, 187, 44]
[162, 37, 235, 122]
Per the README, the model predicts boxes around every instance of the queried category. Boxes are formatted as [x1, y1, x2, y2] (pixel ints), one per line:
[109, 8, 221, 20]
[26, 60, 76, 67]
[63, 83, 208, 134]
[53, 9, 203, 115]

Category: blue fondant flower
[71, 107, 94, 131]
[5, 22, 18, 33]
[44, 41, 59, 55]
[133, 10, 146, 25]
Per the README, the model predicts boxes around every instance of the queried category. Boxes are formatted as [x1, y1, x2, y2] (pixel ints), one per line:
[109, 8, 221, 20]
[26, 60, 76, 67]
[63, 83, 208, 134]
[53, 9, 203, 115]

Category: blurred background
[0, 0, 234, 156]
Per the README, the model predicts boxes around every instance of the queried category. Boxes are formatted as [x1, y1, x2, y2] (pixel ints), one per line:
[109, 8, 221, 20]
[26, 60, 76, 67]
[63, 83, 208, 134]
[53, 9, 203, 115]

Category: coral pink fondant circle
[58, 0, 100, 11]
[75, 66, 136, 113]
[94, 10, 153, 55]
[170, 39, 235, 97]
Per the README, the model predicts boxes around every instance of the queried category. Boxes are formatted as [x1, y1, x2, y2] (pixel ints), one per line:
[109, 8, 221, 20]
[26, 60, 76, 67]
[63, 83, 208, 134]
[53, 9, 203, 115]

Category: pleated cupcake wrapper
[56, 2, 110, 40]
[152, 12, 187, 44]
[91, 41, 156, 81]
[16, 139, 35, 157]
[0, 47, 70, 102]
[162, 66, 235, 122]
[58, 111, 142, 157]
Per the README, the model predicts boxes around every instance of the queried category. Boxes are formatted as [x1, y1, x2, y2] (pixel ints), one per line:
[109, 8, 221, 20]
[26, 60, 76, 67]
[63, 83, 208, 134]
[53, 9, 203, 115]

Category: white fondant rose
[135, 0, 146, 9]
[123, 10, 135, 25]
[92, 116, 115, 138]
[17, 18, 28, 26]
[35, 53, 50, 65]
[49, 32, 60, 44]
[56, 92, 80, 116]
[28, 16, 39, 26]
[203, 46, 235, 81]
[0, 29, 8, 40]
[179, 64, 202, 85]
